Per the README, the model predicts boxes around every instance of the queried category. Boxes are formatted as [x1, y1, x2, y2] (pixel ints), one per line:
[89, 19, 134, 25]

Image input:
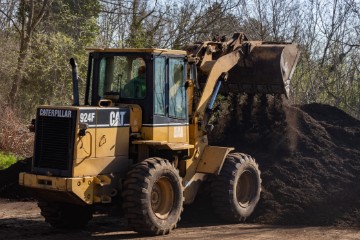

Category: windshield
[98, 56, 146, 99]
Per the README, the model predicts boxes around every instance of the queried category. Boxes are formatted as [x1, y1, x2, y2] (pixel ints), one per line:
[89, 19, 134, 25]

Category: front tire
[122, 158, 184, 235]
[211, 153, 261, 222]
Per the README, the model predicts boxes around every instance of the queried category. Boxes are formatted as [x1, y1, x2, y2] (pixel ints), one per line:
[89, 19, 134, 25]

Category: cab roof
[86, 48, 187, 56]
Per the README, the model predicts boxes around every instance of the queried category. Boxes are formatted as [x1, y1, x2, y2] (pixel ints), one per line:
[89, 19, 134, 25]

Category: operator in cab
[123, 65, 146, 98]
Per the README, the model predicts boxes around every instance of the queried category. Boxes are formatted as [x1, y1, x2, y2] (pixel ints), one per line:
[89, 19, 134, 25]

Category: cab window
[154, 57, 166, 115]
[169, 58, 186, 119]
[98, 56, 146, 99]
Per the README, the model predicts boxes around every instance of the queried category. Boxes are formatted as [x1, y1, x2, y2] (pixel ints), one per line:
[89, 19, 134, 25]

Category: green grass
[0, 152, 17, 170]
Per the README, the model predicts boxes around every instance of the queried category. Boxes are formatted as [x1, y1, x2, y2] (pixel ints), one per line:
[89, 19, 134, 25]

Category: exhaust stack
[70, 58, 79, 106]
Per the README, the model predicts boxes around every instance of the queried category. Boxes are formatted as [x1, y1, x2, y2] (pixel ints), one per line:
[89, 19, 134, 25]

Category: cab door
[153, 57, 188, 143]
[167, 58, 188, 143]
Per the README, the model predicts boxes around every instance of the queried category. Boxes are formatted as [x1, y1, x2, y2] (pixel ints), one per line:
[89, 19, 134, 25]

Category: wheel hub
[151, 177, 174, 219]
[236, 170, 256, 207]
[151, 184, 161, 210]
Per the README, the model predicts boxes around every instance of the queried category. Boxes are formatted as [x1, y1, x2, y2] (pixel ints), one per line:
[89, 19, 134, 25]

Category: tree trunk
[6, 0, 53, 108]
[8, 37, 30, 108]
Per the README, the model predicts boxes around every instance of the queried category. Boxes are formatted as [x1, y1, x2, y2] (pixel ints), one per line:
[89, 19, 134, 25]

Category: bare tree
[98, 0, 242, 48]
[292, 0, 360, 117]
[238, 0, 301, 41]
[98, 0, 160, 47]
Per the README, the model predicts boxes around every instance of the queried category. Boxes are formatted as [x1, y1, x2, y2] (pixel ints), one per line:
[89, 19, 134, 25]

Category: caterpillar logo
[39, 109, 72, 118]
[110, 111, 126, 126]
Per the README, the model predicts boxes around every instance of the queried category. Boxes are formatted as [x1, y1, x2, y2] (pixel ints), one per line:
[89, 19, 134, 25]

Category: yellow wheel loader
[19, 33, 299, 235]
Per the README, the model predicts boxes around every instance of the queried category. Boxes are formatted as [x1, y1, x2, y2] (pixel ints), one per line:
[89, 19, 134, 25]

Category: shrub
[0, 152, 17, 170]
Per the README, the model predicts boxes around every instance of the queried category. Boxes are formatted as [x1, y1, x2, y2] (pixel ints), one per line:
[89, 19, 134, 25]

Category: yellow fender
[196, 146, 234, 175]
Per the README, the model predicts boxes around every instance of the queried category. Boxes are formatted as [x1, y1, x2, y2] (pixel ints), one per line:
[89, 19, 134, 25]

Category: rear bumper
[19, 172, 95, 204]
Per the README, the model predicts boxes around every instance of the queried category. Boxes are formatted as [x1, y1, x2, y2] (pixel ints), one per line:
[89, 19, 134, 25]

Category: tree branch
[30, 0, 54, 31]
[0, 8, 21, 34]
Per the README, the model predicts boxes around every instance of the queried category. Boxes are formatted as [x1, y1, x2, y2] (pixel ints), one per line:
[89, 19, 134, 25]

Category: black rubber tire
[38, 201, 93, 229]
[122, 157, 184, 235]
[211, 152, 261, 222]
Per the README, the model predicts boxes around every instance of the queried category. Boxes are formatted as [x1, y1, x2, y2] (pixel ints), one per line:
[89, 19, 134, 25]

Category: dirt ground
[1, 199, 359, 240]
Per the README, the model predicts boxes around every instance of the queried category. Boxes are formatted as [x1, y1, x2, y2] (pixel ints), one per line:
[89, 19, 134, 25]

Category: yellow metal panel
[142, 126, 168, 141]
[19, 172, 67, 190]
[132, 140, 168, 145]
[129, 105, 142, 132]
[182, 119, 209, 186]
[141, 125, 189, 142]
[132, 140, 194, 150]
[75, 128, 96, 160]
[19, 173, 95, 204]
[189, 123, 196, 145]
[183, 172, 206, 205]
[153, 126, 168, 141]
[166, 143, 194, 150]
[67, 177, 94, 204]
[168, 125, 188, 143]
[196, 146, 234, 175]
[73, 155, 130, 177]
[141, 127, 153, 139]
[96, 127, 129, 158]
[19, 172, 24, 186]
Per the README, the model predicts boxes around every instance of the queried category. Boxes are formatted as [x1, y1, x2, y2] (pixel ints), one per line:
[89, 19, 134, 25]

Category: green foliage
[126, 16, 148, 47]
[18, 32, 89, 118]
[49, 0, 100, 46]
[12, 0, 100, 119]
[0, 152, 17, 170]
[0, 34, 19, 103]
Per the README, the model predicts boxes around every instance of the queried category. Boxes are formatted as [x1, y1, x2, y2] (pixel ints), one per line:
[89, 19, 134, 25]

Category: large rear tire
[122, 157, 184, 235]
[211, 152, 261, 222]
[38, 201, 93, 229]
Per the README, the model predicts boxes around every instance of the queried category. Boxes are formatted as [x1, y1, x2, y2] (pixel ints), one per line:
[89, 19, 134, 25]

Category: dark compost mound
[0, 158, 32, 200]
[209, 97, 360, 227]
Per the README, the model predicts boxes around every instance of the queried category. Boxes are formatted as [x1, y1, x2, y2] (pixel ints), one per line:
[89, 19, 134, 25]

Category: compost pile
[0, 157, 32, 200]
[208, 95, 360, 227]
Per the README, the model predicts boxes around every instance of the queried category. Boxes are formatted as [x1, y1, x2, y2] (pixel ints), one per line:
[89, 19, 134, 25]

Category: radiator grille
[33, 111, 76, 175]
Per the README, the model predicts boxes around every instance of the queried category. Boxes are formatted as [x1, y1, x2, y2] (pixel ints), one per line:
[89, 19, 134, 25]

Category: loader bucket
[223, 43, 300, 97]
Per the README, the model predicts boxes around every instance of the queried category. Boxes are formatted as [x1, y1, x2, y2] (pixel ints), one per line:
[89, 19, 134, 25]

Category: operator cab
[85, 48, 189, 143]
